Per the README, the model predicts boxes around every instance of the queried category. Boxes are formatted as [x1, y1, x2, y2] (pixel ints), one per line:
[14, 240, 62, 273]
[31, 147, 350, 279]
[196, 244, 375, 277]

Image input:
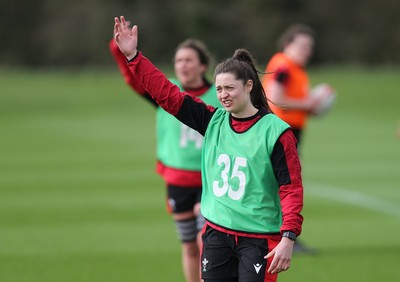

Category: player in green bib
[114, 16, 304, 282]
[110, 35, 220, 282]
[156, 78, 219, 171]
[201, 110, 289, 234]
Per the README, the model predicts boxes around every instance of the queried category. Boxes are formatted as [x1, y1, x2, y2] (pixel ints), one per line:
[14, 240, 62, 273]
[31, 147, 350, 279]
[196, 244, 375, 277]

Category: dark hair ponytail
[215, 49, 269, 110]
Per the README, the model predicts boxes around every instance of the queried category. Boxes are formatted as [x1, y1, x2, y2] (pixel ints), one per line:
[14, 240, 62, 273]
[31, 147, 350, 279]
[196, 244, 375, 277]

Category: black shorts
[201, 225, 279, 282]
[167, 184, 202, 213]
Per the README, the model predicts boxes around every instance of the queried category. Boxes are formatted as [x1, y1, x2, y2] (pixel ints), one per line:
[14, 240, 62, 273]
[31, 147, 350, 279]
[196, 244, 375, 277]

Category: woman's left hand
[264, 237, 295, 274]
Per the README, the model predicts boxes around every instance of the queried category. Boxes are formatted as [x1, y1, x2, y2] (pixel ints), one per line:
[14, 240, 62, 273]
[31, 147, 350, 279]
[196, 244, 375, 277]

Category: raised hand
[114, 16, 138, 60]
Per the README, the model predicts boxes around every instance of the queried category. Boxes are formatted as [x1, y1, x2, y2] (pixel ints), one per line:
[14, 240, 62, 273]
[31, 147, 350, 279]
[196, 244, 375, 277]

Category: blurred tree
[0, 0, 399, 67]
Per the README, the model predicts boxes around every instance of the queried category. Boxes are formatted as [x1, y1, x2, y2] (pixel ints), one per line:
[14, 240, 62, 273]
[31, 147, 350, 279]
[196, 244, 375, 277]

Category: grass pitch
[0, 66, 399, 281]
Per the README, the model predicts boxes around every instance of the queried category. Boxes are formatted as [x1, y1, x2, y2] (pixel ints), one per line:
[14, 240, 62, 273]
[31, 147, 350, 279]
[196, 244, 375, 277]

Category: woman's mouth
[222, 100, 232, 107]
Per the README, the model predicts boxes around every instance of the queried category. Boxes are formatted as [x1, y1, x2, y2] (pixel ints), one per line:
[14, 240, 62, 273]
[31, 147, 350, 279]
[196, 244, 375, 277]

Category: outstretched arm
[113, 15, 186, 116]
[113, 16, 215, 133]
[109, 38, 158, 107]
[109, 38, 145, 94]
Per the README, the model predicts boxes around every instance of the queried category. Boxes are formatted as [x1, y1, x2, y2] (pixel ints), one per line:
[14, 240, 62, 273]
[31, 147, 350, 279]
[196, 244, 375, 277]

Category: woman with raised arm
[114, 16, 304, 282]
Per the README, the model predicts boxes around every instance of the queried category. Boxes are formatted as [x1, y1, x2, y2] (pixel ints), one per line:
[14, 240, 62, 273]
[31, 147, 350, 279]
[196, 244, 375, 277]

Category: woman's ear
[246, 80, 254, 93]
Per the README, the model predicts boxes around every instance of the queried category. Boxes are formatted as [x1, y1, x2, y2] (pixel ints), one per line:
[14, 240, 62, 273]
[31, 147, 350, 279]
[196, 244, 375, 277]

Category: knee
[182, 242, 200, 258]
[175, 217, 198, 242]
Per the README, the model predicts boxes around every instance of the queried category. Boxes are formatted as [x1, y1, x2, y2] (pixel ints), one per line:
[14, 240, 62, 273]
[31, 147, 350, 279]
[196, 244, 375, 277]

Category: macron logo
[253, 263, 262, 274]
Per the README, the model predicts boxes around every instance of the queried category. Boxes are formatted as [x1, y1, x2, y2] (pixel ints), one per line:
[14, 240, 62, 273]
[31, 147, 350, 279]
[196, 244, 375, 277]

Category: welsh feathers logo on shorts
[202, 258, 209, 272]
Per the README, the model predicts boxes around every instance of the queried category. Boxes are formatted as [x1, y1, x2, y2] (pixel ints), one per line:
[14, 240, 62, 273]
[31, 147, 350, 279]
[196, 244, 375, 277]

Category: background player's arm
[268, 79, 317, 112]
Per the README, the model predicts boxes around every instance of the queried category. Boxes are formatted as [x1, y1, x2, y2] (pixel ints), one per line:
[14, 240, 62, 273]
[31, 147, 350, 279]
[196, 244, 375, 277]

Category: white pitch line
[304, 181, 400, 218]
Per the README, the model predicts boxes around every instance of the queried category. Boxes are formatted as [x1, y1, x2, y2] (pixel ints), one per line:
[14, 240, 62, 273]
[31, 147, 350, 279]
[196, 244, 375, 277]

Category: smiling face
[174, 47, 206, 89]
[215, 72, 256, 118]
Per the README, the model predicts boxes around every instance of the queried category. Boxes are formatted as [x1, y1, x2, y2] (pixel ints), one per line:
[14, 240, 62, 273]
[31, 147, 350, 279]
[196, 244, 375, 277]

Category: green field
[1, 66, 399, 282]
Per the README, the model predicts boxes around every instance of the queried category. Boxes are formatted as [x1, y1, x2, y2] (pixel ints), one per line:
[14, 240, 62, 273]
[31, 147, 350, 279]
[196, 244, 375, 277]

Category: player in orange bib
[262, 24, 321, 145]
[262, 24, 324, 254]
